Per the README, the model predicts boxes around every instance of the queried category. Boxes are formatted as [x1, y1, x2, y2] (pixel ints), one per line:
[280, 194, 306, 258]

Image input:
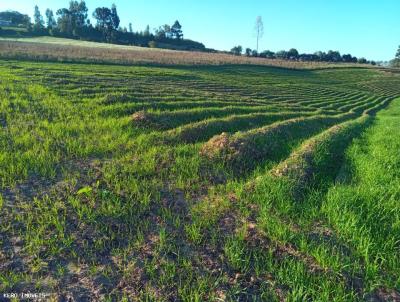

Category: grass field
[0, 36, 370, 68]
[0, 36, 159, 51]
[0, 58, 399, 301]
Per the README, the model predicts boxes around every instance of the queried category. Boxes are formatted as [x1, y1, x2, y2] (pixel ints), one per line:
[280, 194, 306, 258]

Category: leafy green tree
[395, 45, 400, 59]
[342, 54, 352, 62]
[93, 6, 120, 42]
[276, 50, 288, 59]
[171, 20, 183, 39]
[231, 45, 243, 56]
[111, 4, 120, 30]
[245, 48, 252, 57]
[358, 57, 367, 64]
[155, 24, 171, 39]
[45, 9, 56, 29]
[69, 0, 88, 29]
[327, 50, 341, 62]
[129, 23, 133, 33]
[287, 48, 299, 60]
[314, 51, 325, 61]
[259, 50, 275, 59]
[33, 5, 45, 31]
[143, 25, 150, 36]
[56, 1, 88, 36]
[56, 8, 72, 35]
[93, 7, 113, 30]
[0, 11, 30, 27]
[391, 46, 400, 67]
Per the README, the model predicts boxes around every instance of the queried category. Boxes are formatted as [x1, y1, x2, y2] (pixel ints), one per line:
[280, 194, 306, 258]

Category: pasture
[0, 38, 367, 68]
[0, 59, 399, 301]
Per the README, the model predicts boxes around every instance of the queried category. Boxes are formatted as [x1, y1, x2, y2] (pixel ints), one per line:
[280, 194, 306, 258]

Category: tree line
[230, 17, 375, 66]
[0, 1, 205, 51]
[230, 46, 376, 65]
[0, 7, 386, 65]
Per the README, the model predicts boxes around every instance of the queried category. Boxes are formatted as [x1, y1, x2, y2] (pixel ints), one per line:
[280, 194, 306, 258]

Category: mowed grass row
[199, 111, 360, 173]
[1, 59, 400, 301]
[7, 61, 392, 111]
[187, 100, 400, 301]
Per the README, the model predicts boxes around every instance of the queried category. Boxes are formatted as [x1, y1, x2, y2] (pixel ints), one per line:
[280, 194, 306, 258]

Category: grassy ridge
[200, 112, 359, 173]
[323, 100, 400, 292]
[0, 59, 400, 301]
[0, 37, 370, 68]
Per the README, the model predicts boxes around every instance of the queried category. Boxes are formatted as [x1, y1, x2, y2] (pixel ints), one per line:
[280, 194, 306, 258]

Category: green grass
[0, 36, 160, 51]
[0, 36, 370, 68]
[0, 59, 399, 301]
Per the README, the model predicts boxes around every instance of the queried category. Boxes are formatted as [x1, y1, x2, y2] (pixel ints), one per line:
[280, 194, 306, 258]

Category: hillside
[0, 36, 370, 69]
[0, 59, 399, 301]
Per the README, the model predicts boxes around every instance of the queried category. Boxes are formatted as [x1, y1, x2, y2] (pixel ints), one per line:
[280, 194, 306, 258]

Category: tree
[56, 1, 88, 36]
[231, 45, 242, 56]
[358, 57, 367, 64]
[171, 20, 183, 39]
[395, 45, 400, 59]
[259, 50, 275, 59]
[245, 48, 252, 57]
[276, 50, 288, 59]
[45, 9, 56, 29]
[129, 23, 133, 33]
[155, 24, 171, 39]
[69, 1, 88, 29]
[93, 7, 113, 30]
[287, 48, 299, 60]
[56, 8, 72, 35]
[143, 25, 150, 36]
[111, 4, 120, 30]
[327, 50, 341, 62]
[33, 5, 45, 31]
[254, 16, 264, 53]
[314, 51, 325, 61]
[0, 11, 30, 27]
[342, 54, 353, 63]
[391, 46, 400, 67]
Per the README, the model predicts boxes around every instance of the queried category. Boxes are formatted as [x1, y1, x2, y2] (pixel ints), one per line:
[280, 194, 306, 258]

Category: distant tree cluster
[231, 46, 376, 65]
[228, 15, 376, 65]
[1, 1, 205, 51]
[0, 10, 30, 27]
[390, 45, 400, 67]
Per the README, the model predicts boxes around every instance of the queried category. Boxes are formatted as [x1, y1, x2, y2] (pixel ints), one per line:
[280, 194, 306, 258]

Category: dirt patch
[0, 113, 7, 128]
[366, 288, 400, 302]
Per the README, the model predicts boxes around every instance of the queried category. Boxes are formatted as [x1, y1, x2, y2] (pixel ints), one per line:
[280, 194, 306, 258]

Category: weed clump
[200, 132, 263, 173]
[200, 132, 233, 158]
[131, 110, 158, 128]
[103, 93, 129, 104]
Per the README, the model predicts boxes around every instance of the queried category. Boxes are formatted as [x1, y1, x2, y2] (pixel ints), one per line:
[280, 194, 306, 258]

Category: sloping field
[0, 60, 399, 301]
[0, 36, 367, 68]
[0, 36, 162, 51]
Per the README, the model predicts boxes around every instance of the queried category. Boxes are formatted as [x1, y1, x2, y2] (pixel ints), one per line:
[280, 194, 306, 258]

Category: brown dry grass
[0, 40, 370, 69]
[131, 111, 156, 128]
[199, 132, 232, 159]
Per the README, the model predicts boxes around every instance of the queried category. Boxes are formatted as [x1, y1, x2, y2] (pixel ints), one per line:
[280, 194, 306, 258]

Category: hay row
[271, 95, 396, 194]
[199, 112, 358, 171]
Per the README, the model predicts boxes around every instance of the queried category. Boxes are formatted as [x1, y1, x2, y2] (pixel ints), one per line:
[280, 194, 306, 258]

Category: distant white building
[0, 20, 12, 26]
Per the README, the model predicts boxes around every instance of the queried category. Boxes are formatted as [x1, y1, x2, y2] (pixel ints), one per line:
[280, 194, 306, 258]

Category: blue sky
[0, 0, 398, 61]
